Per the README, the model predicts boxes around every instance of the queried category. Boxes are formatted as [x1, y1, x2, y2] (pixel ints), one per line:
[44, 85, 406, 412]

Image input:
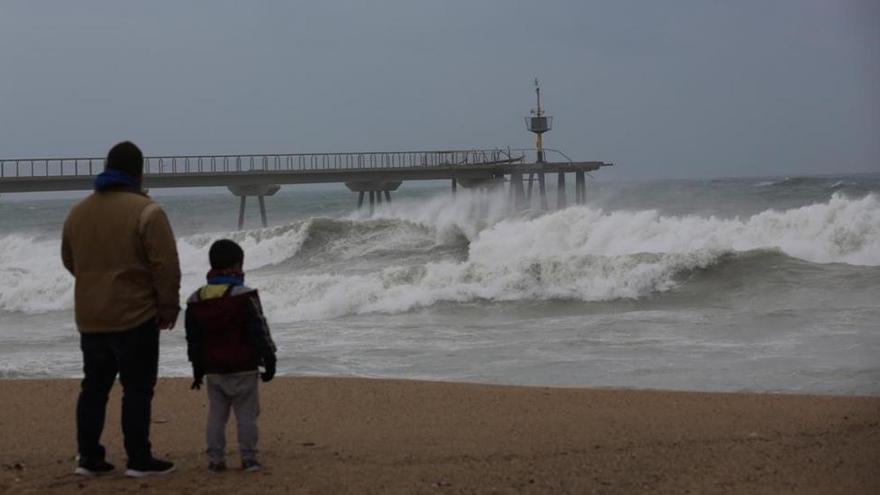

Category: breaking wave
[1, 192, 878, 317]
[249, 193, 880, 320]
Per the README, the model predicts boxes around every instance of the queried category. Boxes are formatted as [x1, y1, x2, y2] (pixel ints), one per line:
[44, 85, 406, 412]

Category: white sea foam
[753, 180, 779, 187]
[464, 192, 880, 265]
[251, 251, 719, 321]
[0, 220, 315, 314]
[351, 187, 514, 242]
[176, 220, 313, 275]
[0, 233, 74, 313]
[250, 192, 880, 321]
[1, 193, 878, 316]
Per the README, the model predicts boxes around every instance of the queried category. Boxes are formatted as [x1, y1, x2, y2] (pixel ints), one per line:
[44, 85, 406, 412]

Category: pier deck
[0, 149, 609, 193]
[1, 148, 611, 228]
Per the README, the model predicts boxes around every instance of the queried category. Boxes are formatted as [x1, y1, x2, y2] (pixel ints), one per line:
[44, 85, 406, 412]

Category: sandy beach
[0, 377, 877, 494]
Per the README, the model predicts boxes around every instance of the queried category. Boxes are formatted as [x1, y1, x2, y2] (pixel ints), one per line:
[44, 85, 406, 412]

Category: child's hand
[191, 366, 204, 390]
[261, 361, 276, 383]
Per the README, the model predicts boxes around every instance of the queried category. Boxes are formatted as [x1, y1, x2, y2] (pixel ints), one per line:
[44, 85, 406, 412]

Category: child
[185, 239, 277, 473]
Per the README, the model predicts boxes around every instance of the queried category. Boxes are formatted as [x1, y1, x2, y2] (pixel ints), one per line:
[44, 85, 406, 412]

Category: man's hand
[156, 308, 179, 330]
[157, 317, 176, 330]
[261, 360, 276, 383]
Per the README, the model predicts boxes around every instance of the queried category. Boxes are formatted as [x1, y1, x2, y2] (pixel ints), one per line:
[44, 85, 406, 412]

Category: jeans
[76, 319, 159, 464]
[206, 372, 260, 463]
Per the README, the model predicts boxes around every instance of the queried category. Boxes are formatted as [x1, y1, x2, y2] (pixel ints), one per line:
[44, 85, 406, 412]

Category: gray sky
[1, 0, 878, 180]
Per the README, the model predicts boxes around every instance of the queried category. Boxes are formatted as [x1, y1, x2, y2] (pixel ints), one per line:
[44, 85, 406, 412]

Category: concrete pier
[0, 149, 611, 226]
[1, 150, 608, 194]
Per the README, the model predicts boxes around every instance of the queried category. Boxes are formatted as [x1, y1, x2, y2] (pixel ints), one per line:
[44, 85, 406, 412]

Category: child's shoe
[208, 461, 227, 474]
[241, 459, 261, 472]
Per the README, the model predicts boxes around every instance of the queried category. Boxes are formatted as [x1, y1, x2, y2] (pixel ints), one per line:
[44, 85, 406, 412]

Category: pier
[0, 82, 612, 228]
[0, 149, 611, 227]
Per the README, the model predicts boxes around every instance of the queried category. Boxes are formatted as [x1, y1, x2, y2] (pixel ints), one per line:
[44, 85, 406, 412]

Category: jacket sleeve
[184, 305, 204, 372]
[245, 291, 277, 365]
[139, 203, 181, 321]
[61, 217, 74, 276]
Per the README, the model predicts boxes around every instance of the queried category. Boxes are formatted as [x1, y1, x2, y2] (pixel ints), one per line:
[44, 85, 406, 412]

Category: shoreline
[5, 374, 880, 398]
[1, 377, 878, 494]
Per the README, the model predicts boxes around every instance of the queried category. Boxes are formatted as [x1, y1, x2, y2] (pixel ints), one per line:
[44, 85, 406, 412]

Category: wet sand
[0, 377, 878, 494]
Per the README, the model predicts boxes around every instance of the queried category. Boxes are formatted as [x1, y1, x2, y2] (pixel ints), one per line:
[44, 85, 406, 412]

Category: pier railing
[0, 149, 525, 178]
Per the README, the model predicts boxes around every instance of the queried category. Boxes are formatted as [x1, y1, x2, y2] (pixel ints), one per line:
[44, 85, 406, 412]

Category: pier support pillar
[538, 172, 548, 211]
[451, 179, 457, 196]
[575, 171, 586, 205]
[228, 184, 280, 230]
[557, 172, 567, 210]
[510, 172, 527, 210]
[455, 177, 506, 190]
[238, 196, 246, 230]
[258, 195, 268, 227]
[345, 181, 402, 212]
[526, 173, 535, 203]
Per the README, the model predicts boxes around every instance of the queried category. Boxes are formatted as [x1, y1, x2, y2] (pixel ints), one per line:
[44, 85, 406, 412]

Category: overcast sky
[1, 0, 877, 180]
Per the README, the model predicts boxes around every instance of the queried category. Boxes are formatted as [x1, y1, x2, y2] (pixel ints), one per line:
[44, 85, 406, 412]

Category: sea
[1, 174, 879, 395]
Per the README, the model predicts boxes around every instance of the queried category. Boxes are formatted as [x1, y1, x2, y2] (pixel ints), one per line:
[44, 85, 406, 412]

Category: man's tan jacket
[62, 189, 181, 333]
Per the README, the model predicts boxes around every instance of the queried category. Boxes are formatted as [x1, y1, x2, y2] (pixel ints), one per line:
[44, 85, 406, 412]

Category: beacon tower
[525, 78, 553, 163]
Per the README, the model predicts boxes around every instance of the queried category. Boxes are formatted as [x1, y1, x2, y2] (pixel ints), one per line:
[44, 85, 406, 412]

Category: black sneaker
[74, 458, 115, 477]
[208, 461, 227, 474]
[241, 459, 261, 472]
[124, 458, 175, 478]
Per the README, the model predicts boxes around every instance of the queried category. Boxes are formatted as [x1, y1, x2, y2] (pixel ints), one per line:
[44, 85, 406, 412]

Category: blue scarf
[206, 268, 245, 287]
[94, 169, 141, 191]
[207, 275, 244, 286]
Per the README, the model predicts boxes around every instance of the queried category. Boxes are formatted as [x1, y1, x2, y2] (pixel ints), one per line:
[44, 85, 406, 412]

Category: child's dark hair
[209, 239, 244, 270]
[105, 141, 144, 178]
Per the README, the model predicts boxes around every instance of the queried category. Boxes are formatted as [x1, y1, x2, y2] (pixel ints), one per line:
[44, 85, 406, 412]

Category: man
[61, 141, 181, 478]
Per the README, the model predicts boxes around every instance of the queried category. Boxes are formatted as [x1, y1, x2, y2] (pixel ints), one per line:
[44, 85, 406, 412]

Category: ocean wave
[1, 192, 877, 315]
[294, 217, 464, 265]
[0, 233, 74, 313]
[251, 250, 726, 321]
[753, 176, 869, 191]
[252, 192, 880, 320]
[466, 192, 880, 266]
[176, 219, 313, 274]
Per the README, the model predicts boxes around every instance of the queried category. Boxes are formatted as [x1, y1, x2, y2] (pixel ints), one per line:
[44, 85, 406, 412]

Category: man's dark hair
[105, 141, 144, 178]
[209, 239, 244, 270]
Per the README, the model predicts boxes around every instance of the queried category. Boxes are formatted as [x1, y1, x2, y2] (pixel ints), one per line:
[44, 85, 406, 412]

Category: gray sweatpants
[206, 371, 260, 463]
